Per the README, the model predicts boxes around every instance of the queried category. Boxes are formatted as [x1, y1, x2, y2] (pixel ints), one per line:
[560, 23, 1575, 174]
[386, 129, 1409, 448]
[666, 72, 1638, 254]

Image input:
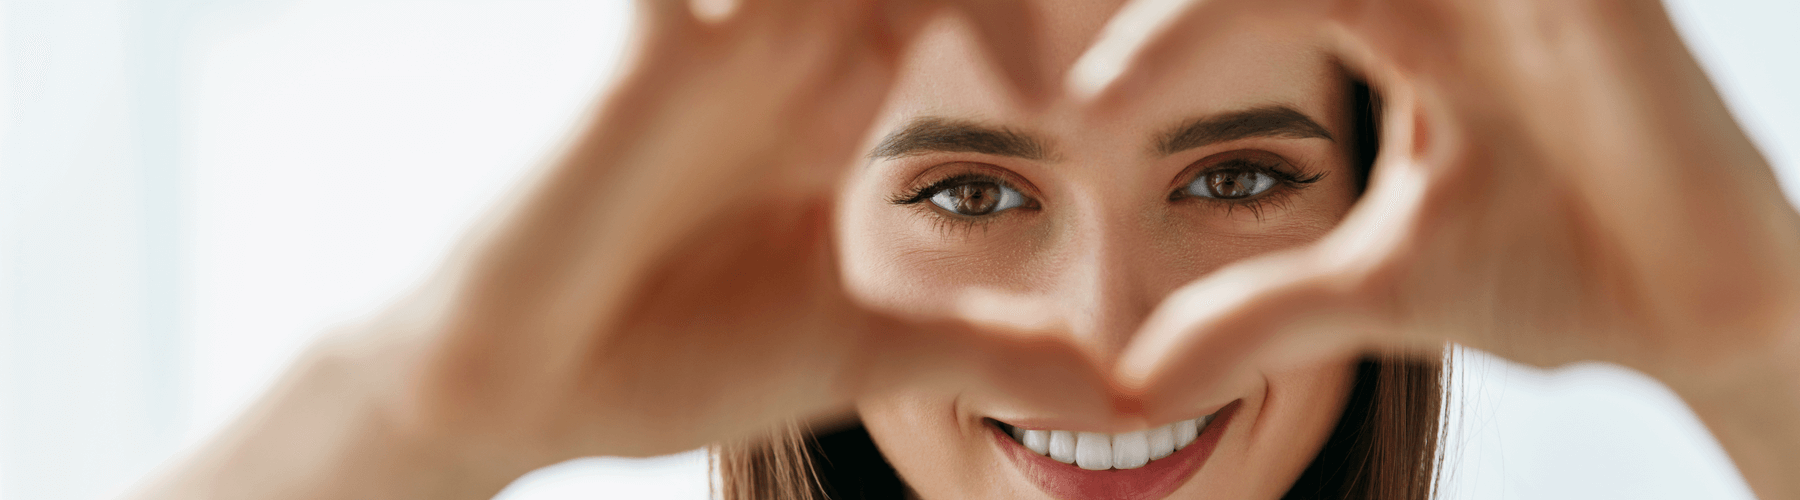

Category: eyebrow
[870, 117, 1050, 161]
[1155, 105, 1334, 156]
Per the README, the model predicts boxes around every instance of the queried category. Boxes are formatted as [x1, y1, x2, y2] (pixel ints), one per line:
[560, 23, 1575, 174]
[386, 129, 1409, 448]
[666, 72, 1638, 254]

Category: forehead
[877, 7, 1346, 152]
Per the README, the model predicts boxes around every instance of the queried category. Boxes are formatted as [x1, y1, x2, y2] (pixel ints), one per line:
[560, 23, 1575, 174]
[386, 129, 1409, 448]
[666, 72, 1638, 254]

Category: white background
[1, 1, 1794, 499]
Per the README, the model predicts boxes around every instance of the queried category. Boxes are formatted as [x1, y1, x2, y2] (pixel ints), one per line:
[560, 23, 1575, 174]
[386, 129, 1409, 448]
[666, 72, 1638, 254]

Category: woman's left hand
[1083, 1, 1800, 496]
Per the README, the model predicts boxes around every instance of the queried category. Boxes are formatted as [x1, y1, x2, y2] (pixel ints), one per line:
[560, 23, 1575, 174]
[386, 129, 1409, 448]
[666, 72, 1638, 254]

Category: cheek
[1167, 356, 1359, 500]
[837, 178, 933, 313]
[1249, 357, 1360, 482]
[857, 391, 1013, 499]
[836, 180, 1056, 316]
[1154, 176, 1360, 279]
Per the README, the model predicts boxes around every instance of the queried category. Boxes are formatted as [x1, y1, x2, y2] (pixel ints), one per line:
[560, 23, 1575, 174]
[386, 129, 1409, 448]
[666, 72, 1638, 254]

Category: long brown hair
[714, 354, 1444, 500]
[716, 82, 1448, 500]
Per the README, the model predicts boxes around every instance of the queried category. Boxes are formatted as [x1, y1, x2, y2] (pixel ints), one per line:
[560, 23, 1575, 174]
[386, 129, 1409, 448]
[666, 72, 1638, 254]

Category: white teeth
[1111, 430, 1149, 469]
[1147, 424, 1175, 460]
[1075, 432, 1113, 470]
[1173, 419, 1199, 449]
[1048, 430, 1078, 464]
[1005, 414, 1214, 470]
[1022, 429, 1050, 455]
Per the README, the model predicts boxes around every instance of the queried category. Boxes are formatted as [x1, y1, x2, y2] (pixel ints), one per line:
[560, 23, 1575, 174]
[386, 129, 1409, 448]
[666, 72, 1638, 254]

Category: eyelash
[890, 154, 1326, 234]
[1170, 156, 1326, 220]
[890, 172, 1033, 235]
[891, 173, 991, 205]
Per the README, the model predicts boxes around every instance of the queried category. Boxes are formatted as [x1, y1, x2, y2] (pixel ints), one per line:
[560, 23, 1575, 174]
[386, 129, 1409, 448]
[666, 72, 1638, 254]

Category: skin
[1104, 4, 1800, 497]
[124, 1, 1800, 500]
[843, 5, 1361, 498]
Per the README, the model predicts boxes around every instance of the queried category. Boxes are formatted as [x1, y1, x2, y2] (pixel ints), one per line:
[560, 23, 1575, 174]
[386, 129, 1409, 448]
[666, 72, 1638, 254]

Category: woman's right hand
[372, 0, 1118, 474]
[129, 5, 1133, 499]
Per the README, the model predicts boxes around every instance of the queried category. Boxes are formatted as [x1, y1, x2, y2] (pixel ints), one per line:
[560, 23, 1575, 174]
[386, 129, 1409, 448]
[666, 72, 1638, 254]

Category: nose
[1054, 208, 1159, 361]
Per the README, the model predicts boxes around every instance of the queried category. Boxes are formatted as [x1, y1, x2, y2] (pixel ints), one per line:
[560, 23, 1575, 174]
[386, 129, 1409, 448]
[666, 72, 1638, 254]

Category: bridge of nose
[1043, 193, 1211, 362]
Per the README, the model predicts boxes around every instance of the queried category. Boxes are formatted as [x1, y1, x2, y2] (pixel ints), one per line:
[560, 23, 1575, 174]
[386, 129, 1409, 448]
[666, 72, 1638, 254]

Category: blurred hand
[374, 0, 1124, 472]
[137, 2, 1800, 499]
[1092, 0, 1800, 494]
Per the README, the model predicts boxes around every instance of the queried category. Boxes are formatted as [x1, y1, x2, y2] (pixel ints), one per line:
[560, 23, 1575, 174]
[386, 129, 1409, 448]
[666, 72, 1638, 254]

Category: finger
[1068, 0, 1328, 112]
[857, 308, 1128, 430]
[1113, 248, 1380, 424]
[952, 0, 1061, 107]
[635, 0, 709, 35]
[1324, 0, 1476, 79]
[1114, 89, 1447, 423]
[684, 0, 741, 24]
[727, 0, 857, 27]
[881, 0, 1062, 108]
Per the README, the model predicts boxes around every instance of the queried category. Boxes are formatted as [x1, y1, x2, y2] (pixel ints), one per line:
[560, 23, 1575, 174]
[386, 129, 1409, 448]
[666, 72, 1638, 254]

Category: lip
[992, 400, 1243, 500]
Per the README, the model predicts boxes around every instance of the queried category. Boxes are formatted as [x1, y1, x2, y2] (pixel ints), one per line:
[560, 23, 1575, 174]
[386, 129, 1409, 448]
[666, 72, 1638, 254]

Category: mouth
[988, 400, 1242, 500]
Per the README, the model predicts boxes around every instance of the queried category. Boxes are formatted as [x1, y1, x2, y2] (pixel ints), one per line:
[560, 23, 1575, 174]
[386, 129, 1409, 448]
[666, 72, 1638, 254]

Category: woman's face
[838, 3, 1361, 499]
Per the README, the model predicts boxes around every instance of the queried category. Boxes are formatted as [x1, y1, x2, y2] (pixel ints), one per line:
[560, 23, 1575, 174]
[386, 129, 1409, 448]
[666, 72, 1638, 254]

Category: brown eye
[1184, 169, 1277, 200]
[928, 181, 1028, 216]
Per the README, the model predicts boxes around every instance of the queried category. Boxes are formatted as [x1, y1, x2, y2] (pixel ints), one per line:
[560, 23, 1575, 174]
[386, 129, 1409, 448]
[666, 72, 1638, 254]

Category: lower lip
[992, 401, 1242, 500]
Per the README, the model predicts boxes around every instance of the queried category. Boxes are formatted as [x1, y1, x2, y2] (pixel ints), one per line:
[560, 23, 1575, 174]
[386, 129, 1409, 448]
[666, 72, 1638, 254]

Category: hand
[131, 4, 1143, 499]
[1083, 0, 1800, 493]
[381, 0, 1119, 470]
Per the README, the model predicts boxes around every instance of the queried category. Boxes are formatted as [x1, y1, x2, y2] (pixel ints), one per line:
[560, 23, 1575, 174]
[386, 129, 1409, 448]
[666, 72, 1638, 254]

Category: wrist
[131, 329, 533, 500]
[1656, 314, 1800, 500]
[311, 331, 538, 500]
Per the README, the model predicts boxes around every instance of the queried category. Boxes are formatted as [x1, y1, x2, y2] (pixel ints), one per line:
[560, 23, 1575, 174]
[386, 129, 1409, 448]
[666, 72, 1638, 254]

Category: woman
[130, 1, 1800, 499]
[755, 5, 1437, 499]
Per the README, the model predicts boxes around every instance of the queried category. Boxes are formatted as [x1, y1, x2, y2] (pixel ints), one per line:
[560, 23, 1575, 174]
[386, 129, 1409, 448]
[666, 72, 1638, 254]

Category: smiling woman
[817, 11, 1427, 499]
[116, 1, 1800, 500]
[716, 12, 1442, 495]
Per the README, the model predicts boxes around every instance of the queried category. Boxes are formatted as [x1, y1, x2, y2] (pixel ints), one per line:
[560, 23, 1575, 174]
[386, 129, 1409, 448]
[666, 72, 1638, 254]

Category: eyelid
[891, 162, 1045, 206]
[1167, 150, 1320, 199]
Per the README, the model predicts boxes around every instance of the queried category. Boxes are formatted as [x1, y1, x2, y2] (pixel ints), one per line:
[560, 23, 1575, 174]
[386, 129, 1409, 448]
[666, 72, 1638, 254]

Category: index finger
[1113, 248, 1379, 424]
[880, 0, 1070, 108]
[1067, 0, 1330, 112]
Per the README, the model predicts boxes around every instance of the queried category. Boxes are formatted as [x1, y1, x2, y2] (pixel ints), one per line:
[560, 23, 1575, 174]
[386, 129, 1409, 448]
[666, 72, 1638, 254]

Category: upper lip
[981, 400, 1236, 434]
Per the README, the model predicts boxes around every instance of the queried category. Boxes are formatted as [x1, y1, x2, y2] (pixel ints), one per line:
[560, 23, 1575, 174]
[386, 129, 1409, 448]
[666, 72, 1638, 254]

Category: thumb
[879, 0, 1063, 107]
[852, 297, 1127, 429]
[1113, 247, 1384, 424]
[1068, 0, 1329, 112]
[1114, 105, 1442, 422]
[950, 0, 1060, 107]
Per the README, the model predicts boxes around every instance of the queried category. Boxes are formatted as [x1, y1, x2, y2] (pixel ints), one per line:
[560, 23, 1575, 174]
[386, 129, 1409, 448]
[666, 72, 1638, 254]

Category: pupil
[952, 183, 1001, 214]
[1207, 171, 1253, 198]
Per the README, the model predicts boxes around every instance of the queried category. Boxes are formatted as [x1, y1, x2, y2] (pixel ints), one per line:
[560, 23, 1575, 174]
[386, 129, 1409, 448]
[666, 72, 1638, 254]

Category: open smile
[988, 400, 1243, 500]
